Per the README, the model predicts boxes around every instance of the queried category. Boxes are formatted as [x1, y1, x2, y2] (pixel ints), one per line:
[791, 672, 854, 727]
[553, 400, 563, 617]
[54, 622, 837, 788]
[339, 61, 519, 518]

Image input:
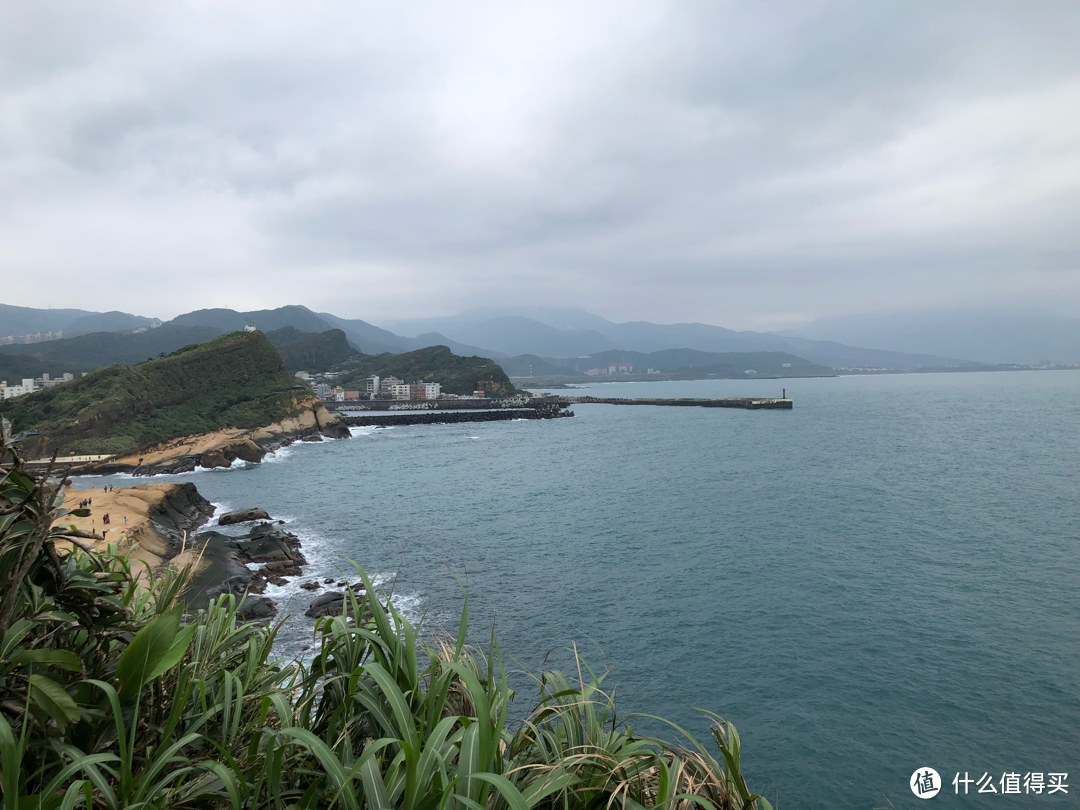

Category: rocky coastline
[85, 397, 350, 476]
[56, 482, 355, 622]
[181, 512, 366, 622]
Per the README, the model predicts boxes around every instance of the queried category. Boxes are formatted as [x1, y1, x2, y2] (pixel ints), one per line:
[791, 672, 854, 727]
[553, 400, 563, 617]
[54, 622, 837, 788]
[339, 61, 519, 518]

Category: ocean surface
[72, 370, 1080, 809]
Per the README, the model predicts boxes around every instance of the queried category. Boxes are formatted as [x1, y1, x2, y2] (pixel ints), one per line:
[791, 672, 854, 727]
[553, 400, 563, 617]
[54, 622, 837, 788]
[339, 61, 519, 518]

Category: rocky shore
[86, 396, 350, 476]
[56, 482, 217, 575]
[58, 482, 364, 623]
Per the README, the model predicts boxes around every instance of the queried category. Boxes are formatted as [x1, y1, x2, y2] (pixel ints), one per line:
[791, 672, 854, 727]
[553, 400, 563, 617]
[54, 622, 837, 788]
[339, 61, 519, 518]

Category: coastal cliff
[56, 482, 215, 572]
[88, 394, 348, 475]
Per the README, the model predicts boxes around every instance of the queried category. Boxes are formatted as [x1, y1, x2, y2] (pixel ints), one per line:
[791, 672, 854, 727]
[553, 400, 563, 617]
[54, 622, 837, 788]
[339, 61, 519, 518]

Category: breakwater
[342, 403, 573, 428]
[562, 396, 792, 410]
[326, 397, 520, 412]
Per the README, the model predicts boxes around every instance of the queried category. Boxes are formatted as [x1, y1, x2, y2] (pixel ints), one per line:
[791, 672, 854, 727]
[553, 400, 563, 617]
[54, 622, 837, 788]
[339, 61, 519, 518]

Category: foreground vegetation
[0, 332, 310, 457]
[0, 425, 769, 809]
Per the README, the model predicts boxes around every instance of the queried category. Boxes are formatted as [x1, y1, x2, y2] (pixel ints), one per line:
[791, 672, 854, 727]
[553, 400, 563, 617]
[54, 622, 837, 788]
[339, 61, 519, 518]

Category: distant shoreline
[514, 365, 1078, 387]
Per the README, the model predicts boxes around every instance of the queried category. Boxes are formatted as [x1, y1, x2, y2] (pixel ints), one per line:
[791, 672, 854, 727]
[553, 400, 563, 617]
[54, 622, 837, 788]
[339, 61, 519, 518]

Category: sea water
[72, 370, 1080, 809]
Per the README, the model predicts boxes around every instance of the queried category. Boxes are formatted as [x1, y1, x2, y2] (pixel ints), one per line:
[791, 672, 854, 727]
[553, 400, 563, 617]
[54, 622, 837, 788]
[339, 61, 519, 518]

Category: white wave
[209, 501, 232, 523]
[262, 444, 294, 463]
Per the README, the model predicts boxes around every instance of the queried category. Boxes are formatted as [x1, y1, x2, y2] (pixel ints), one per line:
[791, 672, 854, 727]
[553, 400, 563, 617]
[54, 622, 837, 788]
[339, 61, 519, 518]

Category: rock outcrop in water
[218, 507, 272, 525]
[183, 521, 310, 621]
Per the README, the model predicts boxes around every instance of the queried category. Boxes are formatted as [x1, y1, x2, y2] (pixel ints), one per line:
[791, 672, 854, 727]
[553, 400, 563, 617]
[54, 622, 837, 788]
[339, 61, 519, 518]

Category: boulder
[305, 591, 363, 619]
[219, 508, 271, 526]
[199, 450, 231, 469]
[300, 580, 321, 591]
[237, 595, 277, 621]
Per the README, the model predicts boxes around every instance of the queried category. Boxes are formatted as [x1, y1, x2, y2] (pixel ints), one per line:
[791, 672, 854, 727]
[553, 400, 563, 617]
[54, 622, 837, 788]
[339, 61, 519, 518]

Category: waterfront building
[343, 391, 360, 400]
[366, 375, 380, 395]
[380, 376, 404, 395]
[391, 384, 412, 400]
[423, 382, 441, 399]
[608, 363, 633, 374]
[586, 368, 608, 376]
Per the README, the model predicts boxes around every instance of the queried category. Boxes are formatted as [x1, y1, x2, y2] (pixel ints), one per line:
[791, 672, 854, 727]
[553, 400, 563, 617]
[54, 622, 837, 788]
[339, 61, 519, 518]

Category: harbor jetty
[341, 401, 573, 428]
[561, 396, 792, 410]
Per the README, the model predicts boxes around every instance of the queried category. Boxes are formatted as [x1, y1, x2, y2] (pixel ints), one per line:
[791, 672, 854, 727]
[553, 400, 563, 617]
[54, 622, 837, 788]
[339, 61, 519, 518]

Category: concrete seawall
[563, 396, 793, 410]
[342, 404, 573, 428]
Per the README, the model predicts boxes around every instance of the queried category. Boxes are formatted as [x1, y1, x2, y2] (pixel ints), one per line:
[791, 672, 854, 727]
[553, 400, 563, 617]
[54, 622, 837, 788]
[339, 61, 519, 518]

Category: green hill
[333, 345, 516, 396]
[1, 331, 311, 457]
[266, 327, 359, 372]
[0, 324, 223, 372]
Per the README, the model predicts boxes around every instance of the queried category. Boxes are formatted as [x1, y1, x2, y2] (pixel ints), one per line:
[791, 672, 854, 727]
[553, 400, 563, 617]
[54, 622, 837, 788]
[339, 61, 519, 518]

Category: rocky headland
[57, 481, 362, 622]
[86, 395, 349, 475]
[56, 482, 216, 573]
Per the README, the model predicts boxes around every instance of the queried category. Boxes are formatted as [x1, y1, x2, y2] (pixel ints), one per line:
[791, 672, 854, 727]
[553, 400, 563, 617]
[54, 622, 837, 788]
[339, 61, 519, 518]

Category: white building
[1, 379, 36, 400]
[380, 376, 404, 395]
[391, 384, 412, 400]
[366, 375, 380, 395]
[422, 383, 441, 399]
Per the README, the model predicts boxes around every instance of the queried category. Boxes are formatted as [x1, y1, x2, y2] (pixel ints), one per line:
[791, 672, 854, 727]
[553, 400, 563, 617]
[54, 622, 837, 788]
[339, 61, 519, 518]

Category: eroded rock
[219, 508, 271, 525]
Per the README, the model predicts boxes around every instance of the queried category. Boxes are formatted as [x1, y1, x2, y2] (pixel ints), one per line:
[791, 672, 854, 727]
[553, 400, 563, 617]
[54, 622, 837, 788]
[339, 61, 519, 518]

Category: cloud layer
[1, 1, 1077, 328]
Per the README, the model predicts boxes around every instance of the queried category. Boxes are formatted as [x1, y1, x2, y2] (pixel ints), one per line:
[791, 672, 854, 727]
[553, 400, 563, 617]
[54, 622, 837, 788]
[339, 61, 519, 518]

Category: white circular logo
[910, 768, 941, 799]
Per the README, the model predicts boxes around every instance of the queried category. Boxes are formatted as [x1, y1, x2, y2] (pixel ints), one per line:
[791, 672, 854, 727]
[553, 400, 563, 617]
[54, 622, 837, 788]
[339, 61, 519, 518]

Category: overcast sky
[1, 1, 1077, 330]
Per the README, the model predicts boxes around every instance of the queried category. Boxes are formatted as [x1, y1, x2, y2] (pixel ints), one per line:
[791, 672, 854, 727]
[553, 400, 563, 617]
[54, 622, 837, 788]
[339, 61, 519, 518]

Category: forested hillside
[2, 331, 310, 456]
[333, 345, 516, 396]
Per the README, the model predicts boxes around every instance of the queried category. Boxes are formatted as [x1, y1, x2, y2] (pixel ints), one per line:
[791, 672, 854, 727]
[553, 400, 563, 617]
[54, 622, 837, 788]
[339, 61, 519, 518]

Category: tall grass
[0, 420, 770, 809]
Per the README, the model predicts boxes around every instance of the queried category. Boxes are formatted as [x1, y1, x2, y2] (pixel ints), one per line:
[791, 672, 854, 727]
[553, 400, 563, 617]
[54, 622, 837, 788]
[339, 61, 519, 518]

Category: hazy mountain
[385, 306, 615, 335]
[377, 308, 971, 369]
[503, 348, 831, 379]
[171, 306, 332, 335]
[789, 308, 1080, 365]
[0, 303, 158, 338]
[386, 314, 616, 358]
[0, 324, 223, 371]
[497, 354, 586, 377]
[316, 312, 503, 357]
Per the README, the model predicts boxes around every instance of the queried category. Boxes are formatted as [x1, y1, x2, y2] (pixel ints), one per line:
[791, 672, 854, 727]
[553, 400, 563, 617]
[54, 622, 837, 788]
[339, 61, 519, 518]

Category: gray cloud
[1, 0, 1076, 329]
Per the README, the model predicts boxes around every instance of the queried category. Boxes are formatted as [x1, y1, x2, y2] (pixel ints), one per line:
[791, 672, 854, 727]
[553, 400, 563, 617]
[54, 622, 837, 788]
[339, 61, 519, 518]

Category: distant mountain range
[786, 308, 1079, 366]
[4, 303, 1076, 378]
[0, 303, 158, 339]
[499, 348, 832, 379]
[382, 308, 975, 369]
